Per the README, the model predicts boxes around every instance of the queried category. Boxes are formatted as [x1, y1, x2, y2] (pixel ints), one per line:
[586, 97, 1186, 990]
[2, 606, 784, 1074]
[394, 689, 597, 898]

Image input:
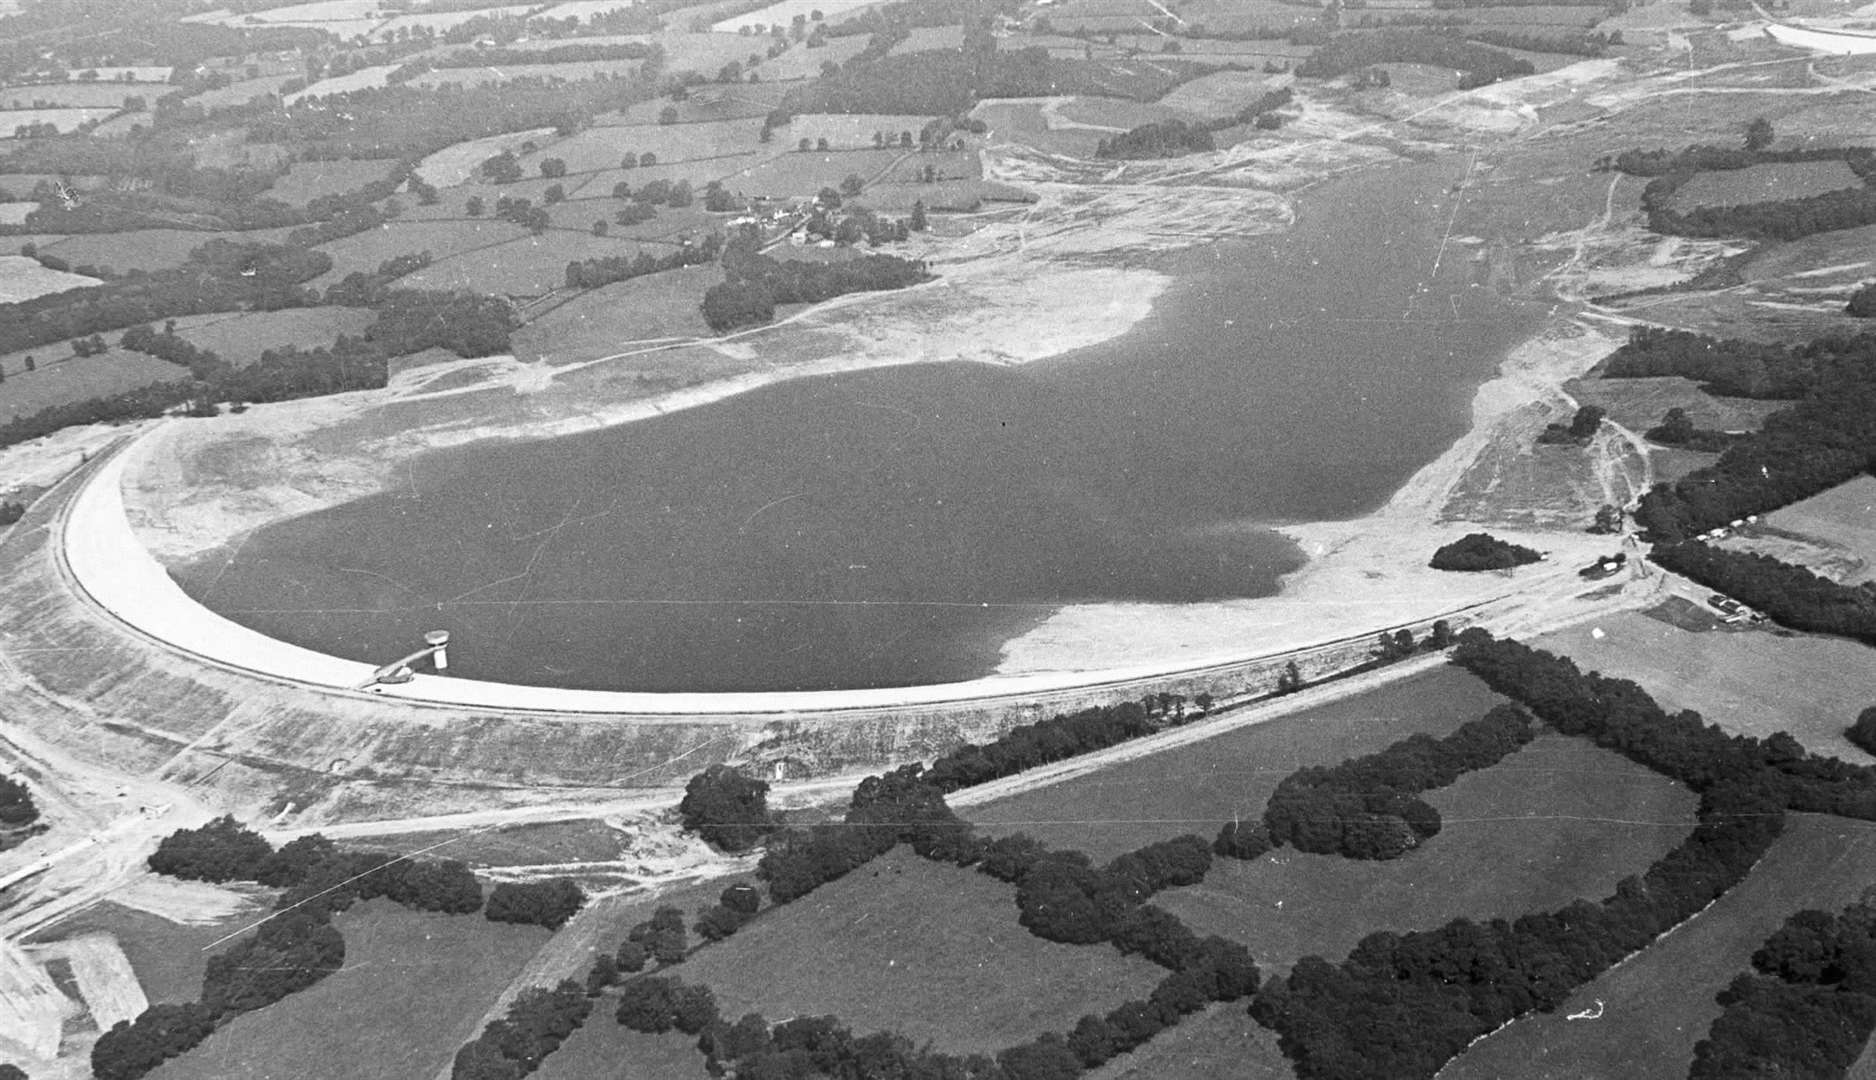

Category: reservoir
[176, 157, 1544, 692]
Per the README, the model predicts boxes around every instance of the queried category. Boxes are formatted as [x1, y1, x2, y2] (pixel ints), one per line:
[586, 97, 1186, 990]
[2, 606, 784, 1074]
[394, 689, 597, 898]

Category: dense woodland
[0, 771, 37, 827]
[1429, 531, 1543, 571]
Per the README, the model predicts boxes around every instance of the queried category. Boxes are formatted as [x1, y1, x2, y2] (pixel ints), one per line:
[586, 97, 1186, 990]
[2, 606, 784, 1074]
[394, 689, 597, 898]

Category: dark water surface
[179, 158, 1544, 691]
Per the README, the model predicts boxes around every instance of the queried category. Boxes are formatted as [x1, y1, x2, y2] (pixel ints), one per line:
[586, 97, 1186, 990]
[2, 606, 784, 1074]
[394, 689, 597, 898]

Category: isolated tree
[909, 199, 928, 232]
[22, 355, 33, 372]
[543, 183, 565, 204]
[0, 772, 37, 826]
[539, 157, 567, 179]
[1276, 660, 1304, 694]
[839, 173, 864, 197]
[591, 220, 608, 236]
[1847, 281, 1876, 318]
[1590, 504, 1624, 534]
[465, 195, 484, 217]
[658, 104, 679, 125]
[1567, 403, 1606, 439]
[639, 151, 657, 167]
[679, 765, 777, 852]
[816, 136, 830, 151]
[1744, 116, 1774, 151]
[798, 136, 813, 152]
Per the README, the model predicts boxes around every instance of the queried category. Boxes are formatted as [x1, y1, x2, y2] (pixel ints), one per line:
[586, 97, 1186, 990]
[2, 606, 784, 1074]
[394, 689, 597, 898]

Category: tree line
[1690, 895, 1876, 1078]
[701, 247, 931, 332]
[563, 233, 721, 290]
[97, 819, 493, 1080]
[1255, 704, 1536, 861]
[1600, 324, 1860, 400]
[1095, 88, 1293, 160]
[1652, 541, 1876, 647]
[1614, 144, 1876, 242]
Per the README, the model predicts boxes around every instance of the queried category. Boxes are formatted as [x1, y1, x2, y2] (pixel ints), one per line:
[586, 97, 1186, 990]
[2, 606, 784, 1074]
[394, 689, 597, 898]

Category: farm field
[0, 254, 98, 301]
[414, 127, 559, 187]
[710, 0, 889, 33]
[182, 74, 297, 111]
[1441, 813, 1876, 1080]
[406, 58, 650, 90]
[399, 231, 653, 295]
[1154, 733, 1698, 969]
[170, 307, 376, 367]
[534, 1024, 713, 1079]
[0, 349, 182, 420]
[1669, 160, 1865, 211]
[149, 899, 550, 1080]
[1533, 612, 1876, 762]
[1757, 473, 1876, 584]
[0, 82, 151, 108]
[513, 263, 725, 363]
[1180, 0, 1320, 31]
[1159, 69, 1291, 116]
[1566, 374, 1787, 436]
[1056, 96, 1201, 130]
[676, 848, 1166, 1054]
[966, 665, 1510, 860]
[267, 158, 399, 205]
[653, 30, 775, 76]
[724, 147, 908, 197]
[780, 113, 937, 150]
[0, 107, 116, 134]
[36, 230, 230, 274]
[1089, 1002, 1295, 1080]
[600, 81, 790, 125]
[283, 63, 400, 104]
[311, 218, 529, 285]
[375, 4, 539, 38]
[0, 201, 32, 224]
[520, 117, 769, 174]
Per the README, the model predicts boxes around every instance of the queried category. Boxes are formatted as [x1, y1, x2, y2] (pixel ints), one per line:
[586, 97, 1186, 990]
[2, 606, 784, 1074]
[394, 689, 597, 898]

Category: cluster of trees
[1257, 705, 1536, 861]
[677, 764, 779, 852]
[1644, 407, 1738, 452]
[562, 233, 720, 290]
[693, 883, 762, 943]
[1535, 402, 1605, 445]
[1015, 837, 1213, 946]
[923, 702, 1157, 793]
[1851, 707, 1876, 756]
[322, 251, 434, 307]
[1095, 88, 1293, 159]
[1296, 30, 1535, 88]
[1601, 324, 1840, 399]
[1428, 532, 1543, 571]
[119, 322, 220, 377]
[701, 248, 931, 332]
[485, 879, 586, 930]
[450, 980, 593, 1080]
[1850, 281, 1876, 318]
[1252, 631, 1802, 1080]
[102, 820, 486, 1080]
[1652, 541, 1876, 646]
[1631, 332, 1876, 543]
[1690, 896, 1876, 1079]
[0, 771, 37, 827]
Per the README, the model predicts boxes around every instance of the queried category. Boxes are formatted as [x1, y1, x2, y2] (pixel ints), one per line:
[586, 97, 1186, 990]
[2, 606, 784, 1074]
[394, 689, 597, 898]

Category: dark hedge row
[1598, 325, 1854, 400]
[1651, 542, 1876, 648]
[1256, 704, 1536, 860]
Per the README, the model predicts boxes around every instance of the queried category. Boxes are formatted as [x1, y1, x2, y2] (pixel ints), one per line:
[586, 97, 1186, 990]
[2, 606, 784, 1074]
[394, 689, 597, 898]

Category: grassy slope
[1156, 733, 1697, 969]
[0, 348, 184, 420]
[1533, 612, 1876, 764]
[149, 899, 550, 1080]
[170, 307, 375, 367]
[1090, 1001, 1296, 1080]
[966, 664, 1510, 860]
[1440, 813, 1876, 1080]
[676, 848, 1166, 1055]
[512, 264, 723, 364]
[30, 899, 265, 1006]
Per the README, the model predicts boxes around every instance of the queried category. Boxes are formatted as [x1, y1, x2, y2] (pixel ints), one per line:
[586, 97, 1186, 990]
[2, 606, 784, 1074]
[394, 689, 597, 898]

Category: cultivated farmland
[1090, 1003, 1295, 1080]
[1668, 160, 1865, 211]
[967, 665, 1511, 860]
[405, 58, 650, 90]
[170, 307, 377, 367]
[519, 117, 769, 174]
[1154, 733, 1697, 968]
[677, 849, 1166, 1053]
[0, 107, 117, 135]
[0, 82, 151, 109]
[0, 254, 97, 301]
[398, 232, 652, 295]
[513, 263, 725, 362]
[1441, 813, 1876, 1080]
[710, 0, 889, 33]
[310, 218, 530, 285]
[1760, 473, 1876, 584]
[267, 158, 400, 205]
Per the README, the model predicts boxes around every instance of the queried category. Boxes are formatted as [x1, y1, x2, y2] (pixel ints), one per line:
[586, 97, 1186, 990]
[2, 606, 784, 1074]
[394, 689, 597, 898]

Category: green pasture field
[1668, 160, 1864, 212]
[406, 58, 649, 91]
[709, 0, 888, 33]
[654, 29, 777, 77]
[414, 127, 560, 188]
[30, 894, 266, 1006]
[0, 106, 118, 134]
[40, 228, 295, 275]
[0, 253, 97, 301]
[1089, 1002, 1295, 1080]
[875, 149, 982, 183]
[169, 307, 375, 367]
[890, 25, 969, 54]
[149, 898, 550, 1080]
[1442, 813, 1876, 1080]
[1154, 733, 1697, 969]
[0, 348, 185, 421]
[597, 205, 721, 243]
[518, 116, 769, 174]
[780, 113, 937, 150]
[1180, 0, 1320, 31]
[1763, 473, 1876, 584]
[1158, 68, 1290, 116]
[513, 264, 724, 363]
[855, 178, 1031, 212]
[374, 4, 540, 39]
[1774, 97, 1876, 146]
[310, 218, 528, 286]
[972, 100, 1105, 158]
[599, 80, 791, 126]
[356, 818, 634, 867]
[1532, 612, 1876, 763]
[266, 157, 400, 206]
[182, 74, 296, 111]
[1057, 96, 1203, 129]
[399, 231, 652, 295]
[534, 1026, 712, 1079]
[726, 148, 918, 198]
[676, 848, 1166, 1054]
[966, 664, 1510, 860]
[570, 152, 772, 201]
[1743, 221, 1876, 285]
[0, 82, 150, 109]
